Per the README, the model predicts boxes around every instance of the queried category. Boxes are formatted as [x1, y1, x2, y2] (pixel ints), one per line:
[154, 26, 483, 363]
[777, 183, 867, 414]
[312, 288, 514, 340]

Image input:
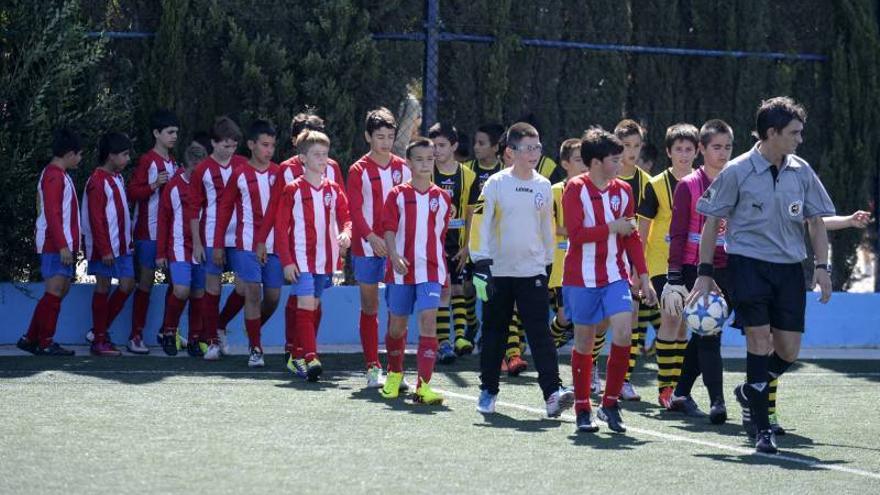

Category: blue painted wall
[2, 283, 878, 348]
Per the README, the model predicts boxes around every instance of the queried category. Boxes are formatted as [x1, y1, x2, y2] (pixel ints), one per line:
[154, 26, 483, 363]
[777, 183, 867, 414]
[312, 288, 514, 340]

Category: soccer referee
[689, 97, 835, 454]
[471, 122, 574, 418]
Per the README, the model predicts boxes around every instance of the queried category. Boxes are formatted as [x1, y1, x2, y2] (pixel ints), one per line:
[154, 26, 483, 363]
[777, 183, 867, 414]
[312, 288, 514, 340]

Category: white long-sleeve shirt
[471, 168, 555, 277]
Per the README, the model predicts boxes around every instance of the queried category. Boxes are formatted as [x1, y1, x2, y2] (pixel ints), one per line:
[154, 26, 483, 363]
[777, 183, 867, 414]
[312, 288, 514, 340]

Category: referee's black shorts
[445, 244, 464, 285]
[727, 254, 806, 332]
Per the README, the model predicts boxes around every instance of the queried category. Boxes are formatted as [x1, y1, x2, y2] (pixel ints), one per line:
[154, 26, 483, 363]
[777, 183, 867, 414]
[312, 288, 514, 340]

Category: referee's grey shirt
[696, 143, 835, 264]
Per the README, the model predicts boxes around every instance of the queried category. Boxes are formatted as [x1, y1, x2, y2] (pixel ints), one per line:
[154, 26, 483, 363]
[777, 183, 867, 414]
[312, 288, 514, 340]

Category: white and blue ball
[683, 292, 729, 336]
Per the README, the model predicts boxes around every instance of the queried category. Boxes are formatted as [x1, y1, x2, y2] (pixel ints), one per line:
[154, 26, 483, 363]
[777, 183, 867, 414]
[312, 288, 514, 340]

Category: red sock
[130, 289, 150, 340]
[38, 293, 62, 348]
[188, 295, 203, 343]
[202, 293, 220, 343]
[602, 344, 631, 408]
[163, 294, 187, 335]
[26, 295, 51, 342]
[106, 288, 131, 328]
[385, 331, 406, 373]
[315, 305, 322, 337]
[360, 311, 380, 367]
[91, 292, 109, 343]
[245, 318, 262, 349]
[219, 291, 244, 330]
[296, 307, 317, 361]
[572, 349, 593, 414]
[417, 336, 438, 384]
[284, 296, 299, 355]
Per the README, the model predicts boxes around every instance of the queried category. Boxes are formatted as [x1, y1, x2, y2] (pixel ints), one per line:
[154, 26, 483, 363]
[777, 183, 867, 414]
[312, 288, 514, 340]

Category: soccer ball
[683, 292, 729, 336]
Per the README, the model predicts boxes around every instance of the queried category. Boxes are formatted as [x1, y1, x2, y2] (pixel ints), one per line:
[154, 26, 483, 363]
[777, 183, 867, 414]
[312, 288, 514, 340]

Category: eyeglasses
[510, 144, 543, 153]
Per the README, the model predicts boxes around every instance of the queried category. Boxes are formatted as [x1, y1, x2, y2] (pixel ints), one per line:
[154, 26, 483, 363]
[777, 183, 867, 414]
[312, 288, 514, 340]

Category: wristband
[697, 263, 715, 277]
[815, 264, 829, 272]
[667, 270, 684, 285]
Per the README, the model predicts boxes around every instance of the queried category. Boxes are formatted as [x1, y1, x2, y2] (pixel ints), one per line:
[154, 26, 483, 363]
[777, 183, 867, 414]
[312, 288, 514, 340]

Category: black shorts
[727, 254, 806, 332]
[445, 247, 464, 286]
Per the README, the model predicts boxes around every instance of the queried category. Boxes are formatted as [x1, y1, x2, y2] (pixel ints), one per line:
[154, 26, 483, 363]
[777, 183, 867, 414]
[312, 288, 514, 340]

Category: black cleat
[576, 410, 599, 433]
[597, 404, 627, 433]
[16, 337, 39, 355]
[306, 360, 323, 383]
[161, 334, 178, 356]
[186, 341, 204, 358]
[709, 400, 728, 425]
[36, 342, 75, 356]
[734, 384, 756, 438]
[670, 394, 707, 418]
[769, 415, 787, 436]
[755, 429, 778, 454]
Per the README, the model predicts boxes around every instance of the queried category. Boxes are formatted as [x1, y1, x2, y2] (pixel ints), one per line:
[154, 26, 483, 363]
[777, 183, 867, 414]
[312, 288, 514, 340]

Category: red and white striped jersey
[214, 162, 280, 253]
[35, 164, 80, 254]
[156, 173, 197, 263]
[562, 175, 647, 288]
[381, 183, 451, 285]
[274, 177, 352, 275]
[346, 154, 411, 257]
[279, 155, 344, 184]
[128, 149, 177, 241]
[191, 155, 247, 248]
[81, 168, 132, 260]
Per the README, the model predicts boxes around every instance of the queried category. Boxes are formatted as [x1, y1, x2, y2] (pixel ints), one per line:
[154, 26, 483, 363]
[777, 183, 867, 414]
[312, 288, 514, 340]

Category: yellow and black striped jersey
[434, 163, 478, 250]
[549, 179, 568, 288]
[618, 166, 651, 210]
[637, 168, 679, 277]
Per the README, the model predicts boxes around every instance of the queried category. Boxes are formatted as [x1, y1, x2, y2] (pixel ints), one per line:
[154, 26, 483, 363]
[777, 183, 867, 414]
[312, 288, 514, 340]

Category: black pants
[479, 275, 561, 400]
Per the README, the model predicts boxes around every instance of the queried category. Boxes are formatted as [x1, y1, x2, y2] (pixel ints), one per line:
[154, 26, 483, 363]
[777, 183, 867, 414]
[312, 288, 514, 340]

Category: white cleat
[546, 386, 576, 418]
[620, 381, 641, 401]
[126, 338, 150, 355]
[203, 344, 222, 361]
[366, 365, 385, 388]
[248, 346, 265, 368]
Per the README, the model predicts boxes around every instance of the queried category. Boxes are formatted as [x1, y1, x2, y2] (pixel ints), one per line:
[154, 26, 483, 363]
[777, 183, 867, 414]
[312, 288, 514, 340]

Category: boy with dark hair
[18, 129, 83, 356]
[428, 122, 479, 362]
[191, 116, 248, 361]
[82, 132, 136, 356]
[125, 109, 180, 354]
[472, 122, 574, 417]
[346, 107, 411, 388]
[639, 143, 660, 175]
[637, 123, 700, 408]
[275, 129, 351, 381]
[380, 137, 451, 404]
[517, 113, 565, 183]
[156, 141, 207, 357]
[212, 120, 281, 367]
[564, 127, 656, 433]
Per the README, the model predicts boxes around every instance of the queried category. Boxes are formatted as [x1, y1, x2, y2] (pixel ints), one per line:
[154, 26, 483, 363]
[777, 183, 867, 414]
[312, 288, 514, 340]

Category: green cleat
[414, 379, 444, 405]
[380, 371, 404, 399]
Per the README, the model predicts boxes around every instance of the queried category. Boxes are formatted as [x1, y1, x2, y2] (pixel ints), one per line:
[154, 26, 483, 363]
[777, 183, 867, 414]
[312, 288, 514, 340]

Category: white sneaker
[248, 347, 265, 368]
[546, 386, 576, 418]
[620, 381, 641, 401]
[591, 371, 602, 396]
[126, 338, 149, 355]
[86, 329, 95, 344]
[366, 365, 385, 388]
[203, 343, 222, 361]
[217, 329, 231, 356]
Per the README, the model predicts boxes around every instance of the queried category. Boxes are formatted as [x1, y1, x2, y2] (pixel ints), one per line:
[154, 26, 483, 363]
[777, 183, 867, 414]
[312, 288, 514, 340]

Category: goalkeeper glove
[472, 259, 496, 302]
[660, 270, 689, 317]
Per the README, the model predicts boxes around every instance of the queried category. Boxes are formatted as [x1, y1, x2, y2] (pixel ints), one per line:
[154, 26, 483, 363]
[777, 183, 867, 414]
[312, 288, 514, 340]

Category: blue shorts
[386, 282, 443, 317]
[134, 240, 157, 270]
[234, 250, 283, 288]
[169, 262, 206, 290]
[204, 246, 237, 275]
[87, 254, 135, 280]
[290, 273, 331, 298]
[40, 253, 74, 280]
[563, 280, 633, 326]
[353, 255, 386, 285]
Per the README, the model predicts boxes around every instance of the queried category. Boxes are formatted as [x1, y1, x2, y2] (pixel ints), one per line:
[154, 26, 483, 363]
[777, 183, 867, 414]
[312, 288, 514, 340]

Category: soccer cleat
[36, 342, 75, 356]
[306, 358, 323, 382]
[398, 376, 412, 392]
[506, 355, 528, 377]
[380, 371, 404, 399]
[127, 337, 150, 355]
[658, 387, 674, 409]
[287, 355, 307, 378]
[161, 334, 178, 356]
[203, 343, 222, 361]
[709, 400, 728, 425]
[597, 403, 627, 433]
[734, 384, 757, 438]
[769, 413, 787, 436]
[199, 341, 209, 354]
[16, 337, 38, 355]
[476, 390, 497, 414]
[186, 341, 204, 358]
[454, 337, 474, 356]
[414, 380, 444, 405]
[86, 329, 95, 344]
[620, 381, 641, 401]
[755, 429, 778, 454]
[90, 342, 122, 357]
[546, 386, 576, 418]
[248, 346, 265, 368]
[500, 358, 509, 372]
[217, 329, 231, 356]
[175, 332, 187, 351]
[591, 371, 602, 396]
[437, 340, 457, 364]
[576, 410, 599, 433]
[366, 365, 385, 388]
[670, 394, 707, 417]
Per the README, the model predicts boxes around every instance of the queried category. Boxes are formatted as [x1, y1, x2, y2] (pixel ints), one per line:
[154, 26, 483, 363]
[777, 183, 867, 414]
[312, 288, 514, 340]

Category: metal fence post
[422, 0, 440, 134]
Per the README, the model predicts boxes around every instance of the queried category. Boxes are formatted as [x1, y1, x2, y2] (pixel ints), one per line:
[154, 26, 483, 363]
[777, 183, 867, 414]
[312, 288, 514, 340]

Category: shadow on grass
[693, 451, 857, 472]
[568, 431, 652, 450]
[347, 387, 452, 415]
[472, 411, 563, 433]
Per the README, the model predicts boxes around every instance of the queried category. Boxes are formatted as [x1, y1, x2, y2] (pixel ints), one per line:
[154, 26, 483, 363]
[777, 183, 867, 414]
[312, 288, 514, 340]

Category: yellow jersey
[636, 168, 680, 278]
[549, 180, 567, 288]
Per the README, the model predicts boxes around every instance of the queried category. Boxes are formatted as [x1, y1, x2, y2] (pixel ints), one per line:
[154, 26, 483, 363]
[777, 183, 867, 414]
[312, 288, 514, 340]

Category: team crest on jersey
[429, 197, 440, 212]
[701, 188, 714, 203]
[534, 192, 545, 209]
[392, 170, 402, 185]
[788, 200, 803, 217]
[610, 194, 621, 213]
[269, 175, 276, 187]
[324, 192, 333, 207]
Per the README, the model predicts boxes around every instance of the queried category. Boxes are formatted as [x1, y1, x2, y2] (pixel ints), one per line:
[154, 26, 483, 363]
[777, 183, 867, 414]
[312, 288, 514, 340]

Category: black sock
[698, 334, 724, 404]
[673, 335, 701, 398]
[746, 351, 770, 431]
[768, 352, 794, 379]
